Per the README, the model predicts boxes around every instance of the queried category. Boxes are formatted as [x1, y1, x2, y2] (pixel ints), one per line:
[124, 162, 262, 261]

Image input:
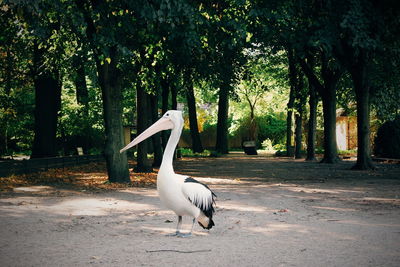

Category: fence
[0, 154, 105, 177]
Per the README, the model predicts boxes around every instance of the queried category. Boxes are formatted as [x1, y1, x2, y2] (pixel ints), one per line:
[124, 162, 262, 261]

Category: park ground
[0, 153, 400, 266]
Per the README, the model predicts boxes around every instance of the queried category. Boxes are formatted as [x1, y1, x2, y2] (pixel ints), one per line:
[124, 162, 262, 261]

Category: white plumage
[120, 110, 216, 237]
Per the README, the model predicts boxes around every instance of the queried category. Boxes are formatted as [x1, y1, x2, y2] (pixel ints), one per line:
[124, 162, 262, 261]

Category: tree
[185, 68, 204, 153]
[294, 69, 306, 159]
[77, 0, 129, 182]
[236, 55, 269, 142]
[333, 0, 400, 169]
[286, 47, 297, 157]
[31, 41, 62, 158]
[12, 2, 65, 158]
[299, 52, 343, 163]
[305, 55, 318, 161]
[202, 1, 248, 154]
[0, 4, 34, 157]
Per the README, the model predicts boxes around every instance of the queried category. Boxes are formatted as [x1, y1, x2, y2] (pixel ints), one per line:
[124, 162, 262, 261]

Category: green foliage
[257, 114, 287, 145]
[58, 77, 104, 155]
[229, 113, 286, 147]
[180, 148, 211, 157]
[0, 4, 35, 156]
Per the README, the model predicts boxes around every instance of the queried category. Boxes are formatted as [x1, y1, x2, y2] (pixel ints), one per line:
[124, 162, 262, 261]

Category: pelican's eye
[166, 113, 169, 117]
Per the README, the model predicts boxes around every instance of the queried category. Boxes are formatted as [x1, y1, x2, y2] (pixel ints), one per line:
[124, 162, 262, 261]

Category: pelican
[120, 110, 216, 237]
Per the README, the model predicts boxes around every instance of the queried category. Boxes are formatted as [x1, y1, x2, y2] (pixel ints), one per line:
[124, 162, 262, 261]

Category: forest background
[1, 0, 400, 183]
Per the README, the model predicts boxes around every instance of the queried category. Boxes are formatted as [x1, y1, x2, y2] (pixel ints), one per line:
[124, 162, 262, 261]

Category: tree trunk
[150, 93, 163, 167]
[185, 70, 204, 153]
[3, 47, 12, 156]
[73, 55, 91, 153]
[78, 1, 129, 182]
[320, 86, 339, 163]
[294, 109, 303, 159]
[74, 59, 89, 107]
[286, 48, 297, 157]
[351, 55, 374, 170]
[294, 70, 306, 159]
[306, 82, 318, 161]
[215, 80, 230, 154]
[31, 44, 62, 158]
[135, 80, 153, 173]
[161, 76, 170, 149]
[246, 99, 257, 141]
[299, 53, 341, 163]
[96, 47, 130, 182]
[171, 84, 178, 110]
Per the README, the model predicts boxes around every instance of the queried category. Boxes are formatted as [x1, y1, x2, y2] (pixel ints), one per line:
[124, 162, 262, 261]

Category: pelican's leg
[166, 216, 182, 236]
[176, 215, 183, 235]
[189, 218, 196, 234]
[177, 218, 195, 238]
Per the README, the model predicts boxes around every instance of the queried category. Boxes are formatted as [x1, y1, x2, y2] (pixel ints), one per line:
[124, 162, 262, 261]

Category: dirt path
[1, 154, 399, 266]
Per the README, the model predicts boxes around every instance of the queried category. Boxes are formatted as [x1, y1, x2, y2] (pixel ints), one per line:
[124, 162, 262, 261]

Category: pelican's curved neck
[160, 124, 182, 174]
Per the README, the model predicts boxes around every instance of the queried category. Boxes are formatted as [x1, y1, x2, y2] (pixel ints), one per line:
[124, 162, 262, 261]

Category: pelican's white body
[157, 172, 200, 218]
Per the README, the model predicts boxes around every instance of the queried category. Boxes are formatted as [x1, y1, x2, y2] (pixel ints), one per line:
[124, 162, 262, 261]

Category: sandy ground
[1, 154, 400, 266]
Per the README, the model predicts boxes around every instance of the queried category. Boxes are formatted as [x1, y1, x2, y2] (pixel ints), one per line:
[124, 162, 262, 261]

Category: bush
[374, 116, 400, 159]
[230, 113, 286, 148]
[257, 114, 286, 145]
[261, 139, 274, 151]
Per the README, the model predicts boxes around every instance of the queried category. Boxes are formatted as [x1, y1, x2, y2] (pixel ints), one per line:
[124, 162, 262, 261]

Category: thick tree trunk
[31, 44, 62, 158]
[215, 80, 230, 154]
[320, 87, 339, 163]
[96, 47, 130, 182]
[135, 80, 153, 173]
[351, 56, 374, 170]
[150, 93, 163, 167]
[79, 1, 129, 182]
[185, 71, 204, 153]
[306, 83, 318, 161]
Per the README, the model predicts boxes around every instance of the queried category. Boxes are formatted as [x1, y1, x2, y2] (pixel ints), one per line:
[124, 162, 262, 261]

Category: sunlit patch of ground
[0, 161, 157, 192]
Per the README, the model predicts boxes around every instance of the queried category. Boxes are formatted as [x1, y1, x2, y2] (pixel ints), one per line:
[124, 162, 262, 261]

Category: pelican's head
[163, 110, 184, 128]
[120, 110, 183, 153]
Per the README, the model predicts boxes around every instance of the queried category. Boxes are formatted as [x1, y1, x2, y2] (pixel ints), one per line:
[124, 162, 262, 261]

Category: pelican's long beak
[120, 117, 174, 153]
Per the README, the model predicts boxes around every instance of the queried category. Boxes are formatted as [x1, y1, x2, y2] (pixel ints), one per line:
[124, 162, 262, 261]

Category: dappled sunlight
[311, 206, 357, 212]
[328, 219, 400, 228]
[281, 185, 365, 195]
[0, 192, 161, 218]
[219, 201, 271, 212]
[247, 223, 311, 236]
[361, 197, 400, 205]
[194, 177, 243, 185]
[246, 223, 358, 241]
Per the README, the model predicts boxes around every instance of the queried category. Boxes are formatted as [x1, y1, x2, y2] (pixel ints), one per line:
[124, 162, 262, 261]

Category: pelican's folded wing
[181, 177, 216, 217]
